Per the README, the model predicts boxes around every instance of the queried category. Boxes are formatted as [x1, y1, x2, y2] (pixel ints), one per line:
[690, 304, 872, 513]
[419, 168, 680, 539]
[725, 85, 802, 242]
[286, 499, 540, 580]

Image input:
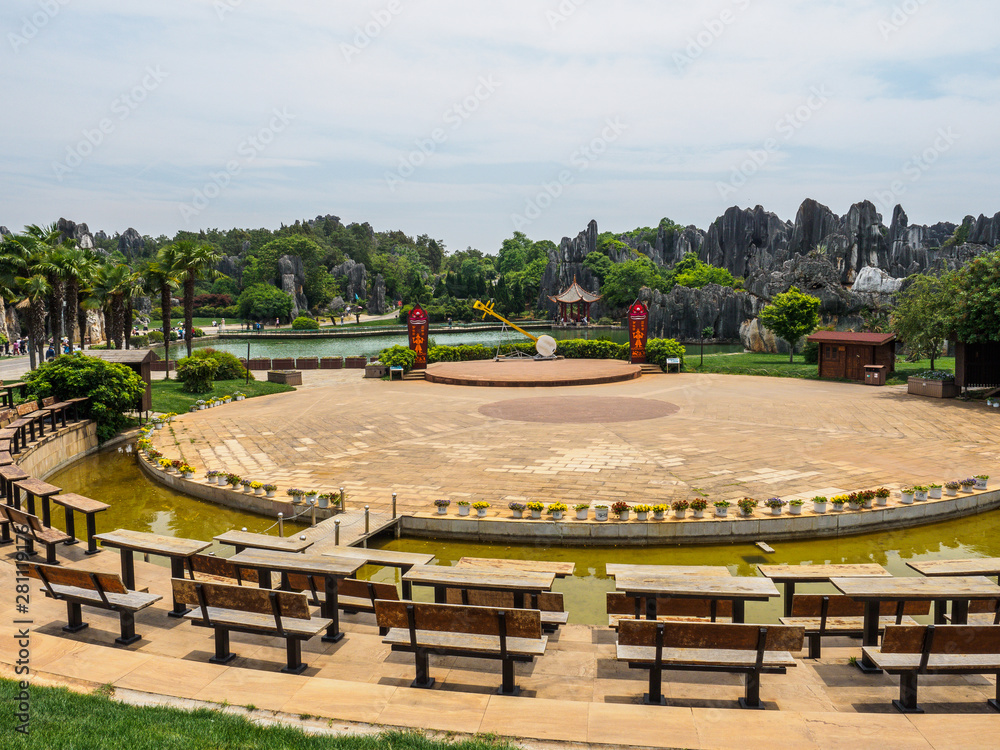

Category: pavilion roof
[806, 331, 896, 346]
[548, 277, 602, 305]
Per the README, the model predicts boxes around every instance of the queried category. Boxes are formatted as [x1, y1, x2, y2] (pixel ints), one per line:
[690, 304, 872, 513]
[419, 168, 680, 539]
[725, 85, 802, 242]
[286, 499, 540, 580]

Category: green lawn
[151, 378, 294, 413]
[687, 352, 955, 386]
[0, 680, 518, 750]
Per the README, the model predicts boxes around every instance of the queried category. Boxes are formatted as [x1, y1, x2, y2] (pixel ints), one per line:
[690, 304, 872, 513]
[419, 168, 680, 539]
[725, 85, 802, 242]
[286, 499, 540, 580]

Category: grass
[150, 378, 294, 413]
[686, 352, 955, 386]
[0, 679, 520, 750]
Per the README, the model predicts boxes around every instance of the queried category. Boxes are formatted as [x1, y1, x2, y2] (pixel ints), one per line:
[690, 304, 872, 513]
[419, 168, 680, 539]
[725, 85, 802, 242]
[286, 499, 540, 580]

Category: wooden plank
[383, 629, 547, 657]
[374, 600, 542, 640]
[52, 493, 109, 513]
[780, 615, 921, 631]
[94, 529, 211, 557]
[172, 578, 312, 620]
[456, 557, 575, 577]
[615, 574, 779, 599]
[214, 530, 314, 553]
[758, 563, 890, 582]
[907, 558, 1000, 577]
[228, 549, 362, 577]
[606, 564, 731, 578]
[28, 563, 128, 594]
[402, 564, 555, 592]
[607, 592, 733, 618]
[880, 625, 1000, 655]
[616, 644, 797, 669]
[189, 554, 259, 583]
[286, 574, 398, 602]
[321, 547, 435, 568]
[618, 620, 805, 652]
[185, 607, 330, 637]
[831, 576, 1000, 600]
[789, 595, 930, 617]
[0, 465, 29, 480]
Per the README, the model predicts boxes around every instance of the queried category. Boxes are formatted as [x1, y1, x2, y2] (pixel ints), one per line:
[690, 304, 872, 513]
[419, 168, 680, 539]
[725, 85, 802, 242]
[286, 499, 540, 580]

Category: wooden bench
[27, 563, 162, 645]
[39, 396, 74, 430]
[617, 620, 804, 709]
[445, 588, 568, 632]
[944, 598, 1000, 625]
[187, 553, 258, 584]
[375, 600, 547, 695]
[1, 505, 72, 563]
[51, 494, 109, 555]
[779, 594, 930, 658]
[286, 574, 398, 634]
[172, 578, 332, 674]
[607, 592, 733, 629]
[864, 624, 1000, 713]
[8, 401, 48, 449]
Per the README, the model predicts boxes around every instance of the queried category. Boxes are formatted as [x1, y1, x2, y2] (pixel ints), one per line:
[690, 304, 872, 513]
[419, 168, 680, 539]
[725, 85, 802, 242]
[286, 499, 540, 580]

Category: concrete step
[402, 371, 426, 381]
[639, 364, 663, 375]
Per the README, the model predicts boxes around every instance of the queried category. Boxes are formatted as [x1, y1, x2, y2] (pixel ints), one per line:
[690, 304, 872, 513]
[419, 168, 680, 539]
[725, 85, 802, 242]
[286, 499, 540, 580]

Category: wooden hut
[955, 342, 1000, 389]
[86, 350, 154, 413]
[806, 331, 896, 383]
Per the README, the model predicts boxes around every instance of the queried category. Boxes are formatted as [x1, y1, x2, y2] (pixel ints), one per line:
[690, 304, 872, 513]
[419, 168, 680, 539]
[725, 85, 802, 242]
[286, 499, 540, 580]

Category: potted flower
[813, 496, 828, 513]
[875, 487, 891, 506]
[652, 504, 668, 521]
[546, 502, 567, 520]
[789, 499, 805, 515]
[611, 501, 630, 520]
[975, 474, 989, 490]
[317, 492, 333, 509]
[234, 391, 246, 402]
[146, 449, 162, 464]
[205, 469, 220, 483]
[900, 488, 915, 505]
[670, 500, 688, 519]
[240, 478, 253, 493]
[508, 501, 526, 519]
[196, 400, 207, 410]
[457, 500, 471, 517]
[831, 495, 848, 511]
[765, 497, 786, 516]
[225, 473, 241, 489]
[151, 417, 164, 430]
[859, 489, 876, 509]
[222, 395, 232, 404]
[250, 481, 264, 495]
[264, 483, 277, 498]
[928, 483, 943, 499]
[594, 505, 609, 521]
[158, 457, 172, 471]
[179, 464, 195, 479]
[434, 498, 451, 515]
[847, 493, 863, 511]
[304, 490, 318, 505]
[944, 481, 960, 497]
[634, 504, 652, 521]
[526, 501, 544, 519]
[960, 478, 976, 493]
[714, 500, 730, 518]
[473, 501, 491, 518]
[286, 487, 305, 503]
[574, 503, 590, 520]
[913, 485, 929, 502]
[690, 498, 708, 519]
[737, 497, 757, 517]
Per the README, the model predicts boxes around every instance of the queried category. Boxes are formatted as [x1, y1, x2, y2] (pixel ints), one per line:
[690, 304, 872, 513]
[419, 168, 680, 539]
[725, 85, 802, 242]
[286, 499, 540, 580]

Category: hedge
[426, 338, 683, 365]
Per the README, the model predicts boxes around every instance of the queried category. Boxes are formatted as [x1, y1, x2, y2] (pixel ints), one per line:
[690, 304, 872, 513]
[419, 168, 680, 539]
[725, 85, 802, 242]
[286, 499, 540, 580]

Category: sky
[1, 0, 998, 255]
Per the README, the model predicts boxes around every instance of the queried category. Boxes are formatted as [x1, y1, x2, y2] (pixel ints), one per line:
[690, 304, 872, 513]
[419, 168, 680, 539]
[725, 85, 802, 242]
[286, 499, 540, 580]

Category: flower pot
[945, 487, 958, 496]
[477, 509, 487, 518]
[789, 505, 802, 515]
[636, 511, 648, 521]
[305, 493, 318, 504]
[618, 511, 630, 521]
[770, 507, 782, 516]
[653, 511, 665, 521]
[673, 510, 686, 519]
[848, 502, 862, 511]
[217, 477, 227, 486]
[265, 490, 275, 498]
[832, 504, 845, 512]
[551, 510, 563, 520]
[914, 491, 928, 502]
[318, 496, 330, 509]
[900, 493, 914, 505]
[205, 476, 216, 483]
[595, 508, 609, 521]
[437, 506, 448, 515]
[182, 472, 193, 479]
[254, 487, 263, 495]
[962, 485, 975, 493]
[154, 423, 164, 430]
[530, 509, 542, 519]
[975, 479, 988, 490]
[876, 497, 888, 506]
[458, 506, 470, 516]
[739, 510, 753, 518]
[862, 500, 873, 509]
[512, 510, 524, 519]
[813, 503, 827, 513]
[236, 396, 245, 401]
[929, 488, 942, 499]
[198, 405, 206, 410]
[715, 507, 728, 518]
[692, 509, 705, 519]
[576, 509, 588, 520]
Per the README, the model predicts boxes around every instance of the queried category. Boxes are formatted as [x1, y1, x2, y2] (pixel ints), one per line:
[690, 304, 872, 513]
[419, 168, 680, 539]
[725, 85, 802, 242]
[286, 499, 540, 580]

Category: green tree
[237, 284, 294, 322]
[170, 240, 223, 356]
[758, 287, 821, 363]
[59, 247, 100, 354]
[600, 257, 662, 308]
[951, 249, 1000, 344]
[583, 252, 613, 283]
[891, 273, 957, 370]
[27, 223, 77, 355]
[145, 245, 182, 375]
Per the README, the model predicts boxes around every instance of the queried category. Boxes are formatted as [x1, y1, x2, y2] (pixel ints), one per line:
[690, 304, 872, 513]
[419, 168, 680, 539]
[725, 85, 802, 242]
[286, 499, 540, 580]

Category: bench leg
[115, 611, 141, 646]
[209, 628, 236, 665]
[64, 510, 79, 545]
[64, 602, 88, 634]
[989, 678, 1000, 712]
[498, 658, 521, 697]
[738, 671, 765, 710]
[644, 666, 666, 706]
[281, 638, 307, 675]
[85, 513, 101, 555]
[411, 649, 435, 689]
[892, 672, 924, 714]
[807, 633, 821, 660]
[0, 521, 11, 546]
[44, 542, 59, 565]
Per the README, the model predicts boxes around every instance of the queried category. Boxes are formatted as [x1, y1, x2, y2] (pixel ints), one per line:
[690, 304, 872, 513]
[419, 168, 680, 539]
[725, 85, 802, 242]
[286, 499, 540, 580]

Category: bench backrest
[285, 574, 397, 603]
[790, 594, 931, 618]
[188, 553, 258, 584]
[607, 592, 734, 618]
[0, 409, 13, 426]
[880, 624, 1000, 656]
[618, 620, 804, 653]
[968, 598, 1000, 615]
[374, 600, 542, 640]
[171, 578, 311, 620]
[27, 562, 128, 594]
[41, 396, 55, 407]
[444, 588, 563, 613]
[16, 403, 36, 417]
[4, 505, 46, 533]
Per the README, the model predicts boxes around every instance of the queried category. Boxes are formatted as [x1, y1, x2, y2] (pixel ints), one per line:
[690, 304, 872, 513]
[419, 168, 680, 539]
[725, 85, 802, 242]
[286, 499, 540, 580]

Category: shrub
[181, 348, 252, 381]
[129, 335, 149, 348]
[177, 357, 219, 393]
[378, 345, 416, 373]
[23, 353, 145, 442]
[191, 327, 205, 338]
[147, 331, 164, 344]
[291, 316, 320, 330]
[646, 339, 686, 371]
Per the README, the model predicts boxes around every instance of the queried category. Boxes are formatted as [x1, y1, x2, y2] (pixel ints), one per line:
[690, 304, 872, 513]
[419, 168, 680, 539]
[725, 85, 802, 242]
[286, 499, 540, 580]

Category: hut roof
[806, 331, 896, 346]
[548, 277, 602, 305]
[85, 349, 155, 364]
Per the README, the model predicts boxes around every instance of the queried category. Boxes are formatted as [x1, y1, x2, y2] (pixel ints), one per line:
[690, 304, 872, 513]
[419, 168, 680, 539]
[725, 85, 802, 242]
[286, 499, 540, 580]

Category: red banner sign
[628, 302, 649, 364]
[408, 305, 429, 370]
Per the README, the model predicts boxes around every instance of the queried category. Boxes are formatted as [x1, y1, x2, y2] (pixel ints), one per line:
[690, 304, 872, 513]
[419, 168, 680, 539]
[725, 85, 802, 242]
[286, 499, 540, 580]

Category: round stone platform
[423, 358, 641, 387]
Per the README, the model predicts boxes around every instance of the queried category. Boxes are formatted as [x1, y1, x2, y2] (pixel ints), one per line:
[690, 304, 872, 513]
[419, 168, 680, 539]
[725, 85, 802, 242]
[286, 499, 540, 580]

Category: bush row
[425, 338, 685, 367]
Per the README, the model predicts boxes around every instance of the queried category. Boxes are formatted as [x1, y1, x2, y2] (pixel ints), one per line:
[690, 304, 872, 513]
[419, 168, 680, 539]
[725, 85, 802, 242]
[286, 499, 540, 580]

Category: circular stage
[423, 358, 642, 387]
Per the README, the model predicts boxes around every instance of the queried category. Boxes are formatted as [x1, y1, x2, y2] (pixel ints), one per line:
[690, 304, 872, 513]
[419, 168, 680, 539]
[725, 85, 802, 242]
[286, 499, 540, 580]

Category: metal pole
[334, 519, 340, 546]
[392, 492, 397, 519]
[365, 504, 370, 534]
[311, 504, 316, 527]
[339, 487, 345, 511]
[246, 341, 250, 385]
[277, 512, 283, 537]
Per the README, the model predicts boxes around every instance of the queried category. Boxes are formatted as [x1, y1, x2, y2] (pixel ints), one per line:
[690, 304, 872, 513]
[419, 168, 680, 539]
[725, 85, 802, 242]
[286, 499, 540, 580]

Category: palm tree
[15, 274, 51, 368]
[24, 223, 76, 356]
[91, 262, 133, 349]
[0, 229, 46, 368]
[170, 240, 223, 356]
[59, 247, 100, 353]
[145, 245, 181, 376]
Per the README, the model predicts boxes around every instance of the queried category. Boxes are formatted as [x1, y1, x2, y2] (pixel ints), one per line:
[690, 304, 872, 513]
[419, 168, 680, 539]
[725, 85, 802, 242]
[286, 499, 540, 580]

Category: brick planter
[271, 358, 295, 370]
[296, 357, 319, 370]
[248, 358, 272, 371]
[268, 370, 302, 385]
[908, 377, 960, 399]
[320, 358, 343, 370]
[345, 356, 368, 369]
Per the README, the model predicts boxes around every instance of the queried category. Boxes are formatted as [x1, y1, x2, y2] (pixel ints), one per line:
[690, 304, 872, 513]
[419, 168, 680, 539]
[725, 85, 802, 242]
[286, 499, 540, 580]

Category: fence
[151, 356, 365, 372]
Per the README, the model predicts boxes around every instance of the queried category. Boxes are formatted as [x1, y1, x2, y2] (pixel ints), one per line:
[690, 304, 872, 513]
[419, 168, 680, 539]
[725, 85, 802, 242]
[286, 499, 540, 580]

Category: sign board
[628, 302, 649, 364]
[407, 305, 429, 370]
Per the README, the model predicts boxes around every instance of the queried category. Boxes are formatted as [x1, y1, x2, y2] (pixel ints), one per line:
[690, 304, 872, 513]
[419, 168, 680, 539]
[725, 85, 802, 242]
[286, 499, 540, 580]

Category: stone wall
[19, 421, 99, 480]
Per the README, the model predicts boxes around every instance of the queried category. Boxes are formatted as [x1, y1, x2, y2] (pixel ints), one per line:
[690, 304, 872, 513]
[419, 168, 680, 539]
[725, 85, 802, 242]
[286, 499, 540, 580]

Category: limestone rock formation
[86, 309, 106, 345]
[117, 228, 144, 258]
[57, 218, 95, 249]
[0, 226, 10, 237]
[278, 255, 309, 318]
[331, 259, 367, 304]
[641, 284, 753, 343]
[217, 255, 243, 287]
[367, 274, 387, 315]
[852, 266, 903, 295]
[536, 221, 602, 315]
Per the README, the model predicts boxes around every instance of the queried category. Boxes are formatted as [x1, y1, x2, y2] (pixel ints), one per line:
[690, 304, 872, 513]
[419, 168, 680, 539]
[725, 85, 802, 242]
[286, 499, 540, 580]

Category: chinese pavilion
[549, 277, 602, 325]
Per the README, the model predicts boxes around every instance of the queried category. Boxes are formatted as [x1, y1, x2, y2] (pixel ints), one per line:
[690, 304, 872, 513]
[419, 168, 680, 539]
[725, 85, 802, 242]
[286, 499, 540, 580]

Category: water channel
[46, 448, 1000, 626]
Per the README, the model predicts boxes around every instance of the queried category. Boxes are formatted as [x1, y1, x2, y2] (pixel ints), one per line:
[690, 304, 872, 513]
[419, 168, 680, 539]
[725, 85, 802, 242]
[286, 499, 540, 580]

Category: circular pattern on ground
[479, 396, 680, 424]
[424, 358, 641, 387]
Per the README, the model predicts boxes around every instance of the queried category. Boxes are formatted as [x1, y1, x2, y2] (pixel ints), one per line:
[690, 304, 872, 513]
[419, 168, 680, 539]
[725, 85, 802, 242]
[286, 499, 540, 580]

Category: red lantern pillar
[408, 305, 429, 370]
[629, 302, 649, 364]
